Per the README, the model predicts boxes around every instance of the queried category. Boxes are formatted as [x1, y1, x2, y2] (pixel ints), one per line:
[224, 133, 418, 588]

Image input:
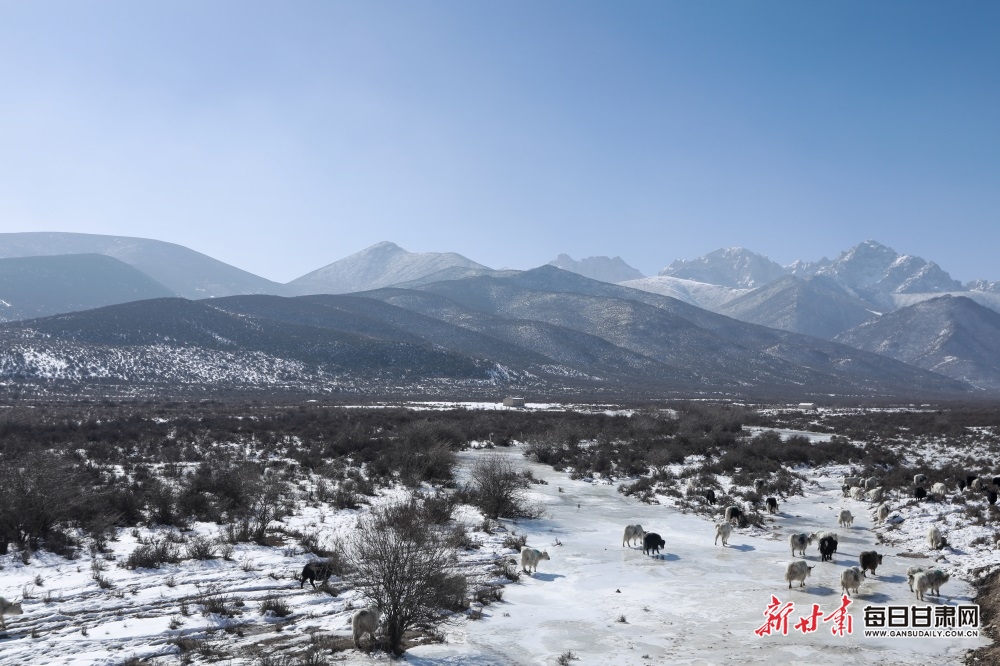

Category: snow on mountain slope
[547, 254, 644, 283]
[289, 242, 490, 295]
[835, 295, 1000, 391]
[0, 232, 284, 298]
[619, 275, 748, 310]
[659, 247, 789, 288]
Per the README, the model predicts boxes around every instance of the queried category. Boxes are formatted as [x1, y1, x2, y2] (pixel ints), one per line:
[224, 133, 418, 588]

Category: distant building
[798, 403, 818, 412]
[503, 396, 525, 408]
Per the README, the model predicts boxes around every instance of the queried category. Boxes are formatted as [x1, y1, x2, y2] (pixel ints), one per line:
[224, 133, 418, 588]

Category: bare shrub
[123, 541, 181, 569]
[347, 498, 464, 656]
[259, 594, 292, 618]
[469, 454, 533, 519]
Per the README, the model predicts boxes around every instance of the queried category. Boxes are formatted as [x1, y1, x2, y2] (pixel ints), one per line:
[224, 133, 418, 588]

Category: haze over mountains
[0, 231, 998, 397]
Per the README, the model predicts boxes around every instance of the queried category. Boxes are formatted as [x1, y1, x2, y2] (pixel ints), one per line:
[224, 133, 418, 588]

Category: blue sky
[0, 1, 996, 282]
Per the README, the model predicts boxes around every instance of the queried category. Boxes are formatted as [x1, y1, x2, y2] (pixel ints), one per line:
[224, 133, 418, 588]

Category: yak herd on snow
[613, 472, 1000, 603]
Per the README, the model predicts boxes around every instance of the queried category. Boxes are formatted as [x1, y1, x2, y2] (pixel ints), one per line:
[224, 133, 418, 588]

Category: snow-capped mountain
[547, 254, 644, 283]
[617, 276, 748, 311]
[813, 240, 963, 297]
[0, 232, 285, 298]
[718, 275, 877, 340]
[288, 242, 491, 295]
[834, 295, 1000, 391]
[968, 279, 1000, 294]
[658, 247, 789, 288]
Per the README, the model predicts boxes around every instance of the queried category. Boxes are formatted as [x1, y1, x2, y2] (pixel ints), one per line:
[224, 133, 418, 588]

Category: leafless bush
[347, 498, 464, 656]
[469, 454, 534, 519]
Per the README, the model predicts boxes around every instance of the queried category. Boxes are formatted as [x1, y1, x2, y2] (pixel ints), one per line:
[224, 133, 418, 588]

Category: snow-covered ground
[0, 446, 991, 665]
[408, 450, 989, 664]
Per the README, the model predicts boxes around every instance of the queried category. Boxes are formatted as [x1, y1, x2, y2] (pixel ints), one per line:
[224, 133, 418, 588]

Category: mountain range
[0, 267, 970, 399]
[1, 232, 998, 396]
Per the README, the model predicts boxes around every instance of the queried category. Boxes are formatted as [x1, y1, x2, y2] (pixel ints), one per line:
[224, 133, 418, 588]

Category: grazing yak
[913, 474, 928, 485]
[300, 560, 336, 589]
[765, 497, 779, 514]
[520, 546, 550, 574]
[988, 490, 997, 506]
[622, 524, 646, 547]
[927, 526, 947, 550]
[931, 482, 947, 499]
[0, 597, 23, 630]
[643, 532, 666, 556]
[914, 570, 950, 601]
[724, 505, 743, 525]
[789, 533, 813, 557]
[914, 487, 927, 500]
[714, 522, 733, 547]
[971, 478, 985, 491]
[838, 509, 854, 527]
[703, 488, 717, 505]
[841, 566, 865, 597]
[352, 608, 380, 647]
[819, 535, 838, 562]
[784, 561, 814, 589]
[906, 565, 929, 592]
[859, 550, 884, 577]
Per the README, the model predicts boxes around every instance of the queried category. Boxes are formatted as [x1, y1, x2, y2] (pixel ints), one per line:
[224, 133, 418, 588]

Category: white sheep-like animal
[841, 566, 865, 597]
[866, 487, 884, 502]
[838, 509, 854, 527]
[714, 521, 733, 546]
[850, 487, 866, 501]
[520, 546, 550, 574]
[931, 482, 947, 499]
[906, 565, 929, 592]
[813, 529, 839, 543]
[914, 569, 950, 601]
[971, 478, 984, 491]
[784, 561, 814, 589]
[844, 476, 862, 488]
[913, 474, 928, 485]
[789, 533, 813, 557]
[0, 597, 24, 630]
[864, 477, 879, 490]
[684, 479, 698, 496]
[622, 524, 645, 547]
[352, 608, 380, 648]
[927, 526, 946, 550]
[876, 503, 890, 523]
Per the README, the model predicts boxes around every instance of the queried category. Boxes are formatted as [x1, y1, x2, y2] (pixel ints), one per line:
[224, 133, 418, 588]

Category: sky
[0, 1, 997, 283]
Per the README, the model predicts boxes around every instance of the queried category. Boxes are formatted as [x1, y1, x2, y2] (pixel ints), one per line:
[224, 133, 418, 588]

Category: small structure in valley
[502, 396, 525, 408]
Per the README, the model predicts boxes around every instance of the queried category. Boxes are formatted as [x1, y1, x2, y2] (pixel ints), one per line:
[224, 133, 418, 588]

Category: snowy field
[0, 442, 991, 665]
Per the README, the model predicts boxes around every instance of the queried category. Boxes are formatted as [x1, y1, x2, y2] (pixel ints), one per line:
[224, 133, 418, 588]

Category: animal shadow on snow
[859, 592, 892, 603]
[528, 572, 565, 582]
[649, 553, 679, 561]
[878, 574, 907, 585]
[727, 544, 755, 552]
[799, 585, 837, 597]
